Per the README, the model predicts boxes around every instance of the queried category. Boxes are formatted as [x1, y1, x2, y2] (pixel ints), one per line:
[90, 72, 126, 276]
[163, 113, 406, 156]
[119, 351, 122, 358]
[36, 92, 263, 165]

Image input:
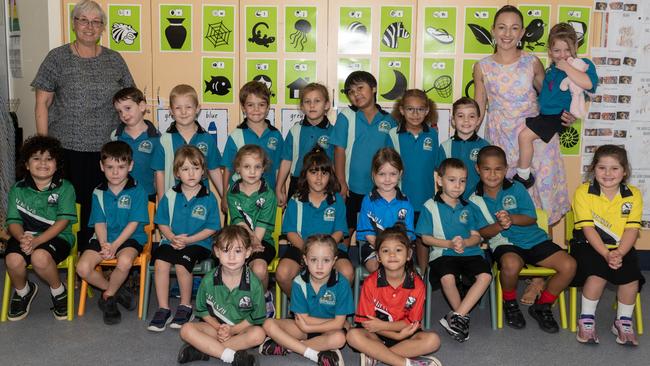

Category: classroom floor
[0, 265, 649, 366]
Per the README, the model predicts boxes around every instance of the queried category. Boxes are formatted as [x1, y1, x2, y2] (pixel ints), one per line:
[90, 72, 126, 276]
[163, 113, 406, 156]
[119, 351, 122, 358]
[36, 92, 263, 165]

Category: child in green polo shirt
[177, 225, 266, 366]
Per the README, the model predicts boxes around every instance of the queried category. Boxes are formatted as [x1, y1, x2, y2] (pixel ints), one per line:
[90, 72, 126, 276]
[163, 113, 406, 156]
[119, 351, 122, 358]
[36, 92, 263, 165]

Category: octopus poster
[285, 6, 317, 53]
[202, 5, 235, 53]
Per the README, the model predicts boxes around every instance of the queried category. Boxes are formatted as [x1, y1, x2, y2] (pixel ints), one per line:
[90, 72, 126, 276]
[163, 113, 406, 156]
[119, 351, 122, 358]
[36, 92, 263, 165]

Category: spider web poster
[285, 7, 317, 53]
[422, 58, 454, 105]
[202, 5, 234, 53]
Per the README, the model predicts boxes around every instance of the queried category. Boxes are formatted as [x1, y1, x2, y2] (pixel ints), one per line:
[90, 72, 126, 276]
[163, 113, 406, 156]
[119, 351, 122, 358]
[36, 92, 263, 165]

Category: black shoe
[177, 343, 210, 364]
[528, 302, 559, 333]
[317, 349, 344, 366]
[116, 285, 137, 311]
[439, 311, 463, 341]
[103, 296, 122, 325]
[512, 173, 535, 189]
[504, 300, 526, 329]
[51, 289, 68, 320]
[8, 281, 38, 321]
[233, 350, 257, 366]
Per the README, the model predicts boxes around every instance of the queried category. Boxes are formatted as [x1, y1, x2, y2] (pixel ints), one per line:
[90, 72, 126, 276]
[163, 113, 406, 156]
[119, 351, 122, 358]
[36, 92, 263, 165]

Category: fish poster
[202, 57, 234, 103]
[558, 6, 591, 55]
[338, 7, 371, 54]
[518, 4, 550, 54]
[202, 5, 235, 53]
[284, 59, 317, 105]
[108, 5, 141, 52]
[378, 57, 410, 103]
[245, 6, 278, 53]
[422, 7, 457, 54]
[337, 58, 371, 104]
[160, 4, 192, 52]
[379, 6, 413, 53]
[246, 58, 279, 105]
[285, 6, 317, 53]
[463, 6, 497, 54]
[422, 58, 455, 105]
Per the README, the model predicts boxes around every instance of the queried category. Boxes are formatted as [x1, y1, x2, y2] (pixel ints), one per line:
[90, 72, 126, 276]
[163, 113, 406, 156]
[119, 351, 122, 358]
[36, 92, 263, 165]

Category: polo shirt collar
[474, 179, 513, 197]
[115, 119, 161, 138]
[396, 123, 430, 134]
[166, 121, 206, 134]
[172, 181, 210, 197]
[236, 118, 279, 131]
[213, 266, 252, 291]
[349, 104, 389, 116]
[96, 174, 137, 191]
[588, 179, 633, 198]
[370, 187, 407, 201]
[452, 131, 479, 141]
[376, 267, 416, 289]
[19, 173, 64, 191]
[300, 269, 339, 288]
[433, 191, 468, 206]
[298, 192, 336, 205]
[231, 178, 269, 194]
[300, 115, 330, 129]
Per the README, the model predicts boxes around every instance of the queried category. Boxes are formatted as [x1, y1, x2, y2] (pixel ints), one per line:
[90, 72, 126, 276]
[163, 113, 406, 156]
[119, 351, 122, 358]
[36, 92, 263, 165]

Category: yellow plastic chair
[78, 202, 155, 319]
[494, 209, 567, 329]
[1, 204, 81, 322]
[565, 211, 644, 334]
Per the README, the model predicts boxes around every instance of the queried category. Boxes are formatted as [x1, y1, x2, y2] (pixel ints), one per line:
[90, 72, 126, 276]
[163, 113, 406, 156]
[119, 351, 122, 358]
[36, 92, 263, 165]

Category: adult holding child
[32, 0, 135, 248]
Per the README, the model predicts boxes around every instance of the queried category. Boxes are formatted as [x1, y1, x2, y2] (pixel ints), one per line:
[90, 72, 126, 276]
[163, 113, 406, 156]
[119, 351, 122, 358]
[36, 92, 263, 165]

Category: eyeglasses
[404, 106, 428, 115]
[74, 17, 103, 28]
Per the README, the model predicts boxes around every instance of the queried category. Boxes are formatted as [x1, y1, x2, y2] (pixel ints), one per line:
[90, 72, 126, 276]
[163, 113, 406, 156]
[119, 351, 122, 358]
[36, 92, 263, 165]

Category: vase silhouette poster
[422, 6, 456, 54]
[160, 4, 192, 52]
[203, 5, 235, 53]
[108, 4, 141, 52]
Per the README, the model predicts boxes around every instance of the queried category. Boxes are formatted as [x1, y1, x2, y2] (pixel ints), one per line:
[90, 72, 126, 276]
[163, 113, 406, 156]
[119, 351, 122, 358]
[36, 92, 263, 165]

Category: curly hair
[17, 135, 64, 179]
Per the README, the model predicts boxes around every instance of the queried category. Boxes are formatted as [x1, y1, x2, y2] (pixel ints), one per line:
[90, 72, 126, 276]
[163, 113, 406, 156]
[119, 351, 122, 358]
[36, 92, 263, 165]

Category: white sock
[303, 347, 319, 363]
[617, 301, 635, 319]
[516, 168, 531, 179]
[16, 283, 30, 297]
[580, 295, 599, 317]
[50, 284, 64, 297]
[220, 348, 236, 363]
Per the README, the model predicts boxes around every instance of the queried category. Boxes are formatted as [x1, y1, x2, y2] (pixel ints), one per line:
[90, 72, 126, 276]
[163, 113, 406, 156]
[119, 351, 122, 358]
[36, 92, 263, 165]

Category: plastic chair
[565, 211, 644, 334]
[78, 202, 155, 319]
[1, 204, 81, 322]
[493, 209, 567, 329]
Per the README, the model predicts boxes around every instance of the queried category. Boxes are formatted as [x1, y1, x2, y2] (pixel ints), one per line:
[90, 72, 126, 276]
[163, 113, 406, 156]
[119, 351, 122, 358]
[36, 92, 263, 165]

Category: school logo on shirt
[423, 137, 433, 151]
[459, 210, 469, 224]
[47, 193, 59, 206]
[267, 137, 278, 151]
[502, 195, 517, 210]
[621, 202, 632, 216]
[138, 140, 153, 154]
[238, 295, 252, 310]
[470, 148, 480, 162]
[256, 197, 266, 208]
[319, 290, 336, 306]
[398, 208, 408, 221]
[378, 121, 391, 133]
[405, 296, 416, 309]
[191, 205, 207, 220]
[118, 195, 131, 209]
[324, 207, 336, 222]
[196, 142, 209, 155]
[317, 135, 330, 149]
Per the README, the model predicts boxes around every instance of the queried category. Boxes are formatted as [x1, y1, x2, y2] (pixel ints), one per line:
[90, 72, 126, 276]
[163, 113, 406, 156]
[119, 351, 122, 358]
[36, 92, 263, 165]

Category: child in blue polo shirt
[332, 71, 397, 236]
[151, 84, 223, 201]
[221, 81, 283, 213]
[275, 147, 353, 297]
[260, 235, 352, 366]
[148, 145, 221, 332]
[471, 146, 576, 333]
[76, 141, 149, 325]
[357, 148, 415, 273]
[111, 87, 161, 201]
[436, 97, 489, 200]
[276, 83, 334, 207]
[416, 158, 491, 342]
[389, 89, 439, 274]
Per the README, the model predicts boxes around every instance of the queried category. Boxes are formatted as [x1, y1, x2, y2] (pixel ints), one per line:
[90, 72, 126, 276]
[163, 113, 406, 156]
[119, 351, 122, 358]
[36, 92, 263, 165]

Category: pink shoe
[576, 317, 599, 344]
[612, 317, 639, 346]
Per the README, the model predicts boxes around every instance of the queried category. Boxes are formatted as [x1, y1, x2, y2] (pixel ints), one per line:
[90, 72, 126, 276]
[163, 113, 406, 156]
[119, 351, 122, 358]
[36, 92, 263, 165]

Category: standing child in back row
[513, 23, 598, 188]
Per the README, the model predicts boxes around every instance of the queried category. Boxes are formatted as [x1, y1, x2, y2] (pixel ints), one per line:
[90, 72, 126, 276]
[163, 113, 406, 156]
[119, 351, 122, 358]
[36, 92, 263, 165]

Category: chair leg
[489, 273, 497, 330]
[558, 290, 567, 329]
[78, 279, 88, 317]
[281, 291, 288, 319]
[66, 259, 75, 321]
[635, 293, 643, 335]
[142, 265, 153, 321]
[424, 269, 432, 329]
[138, 260, 148, 319]
[1, 272, 12, 322]
[274, 281, 282, 319]
[570, 287, 577, 332]
[354, 266, 361, 306]
[496, 270, 503, 329]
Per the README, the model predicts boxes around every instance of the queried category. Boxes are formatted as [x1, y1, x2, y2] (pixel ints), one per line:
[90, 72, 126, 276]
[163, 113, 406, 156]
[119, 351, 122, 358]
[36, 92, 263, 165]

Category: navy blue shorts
[153, 243, 212, 272]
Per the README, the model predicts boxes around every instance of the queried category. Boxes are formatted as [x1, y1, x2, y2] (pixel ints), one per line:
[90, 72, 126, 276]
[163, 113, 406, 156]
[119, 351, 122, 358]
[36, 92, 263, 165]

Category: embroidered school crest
[423, 137, 433, 151]
[621, 202, 632, 216]
[196, 142, 209, 155]
[319, 290, 336, 306]
[238, 296, 252, 309]
[138, 140, 153, 154]
[324, 207, 336, 222]
[256, 197, 266, 208]
[469, 148, 480, 162]
[267, 137, 278, 150]
[47, 193, 59, 205]
[317, 135, 330, 149]
[405, 296, 416, 309]
[459, 210, 469, 224]
[378, 121, 391, 133]
[398, 208, 408, 221]
[118, 195, 131, 209]
[502, 195, 517, 210]
[191, 205, 207, 220]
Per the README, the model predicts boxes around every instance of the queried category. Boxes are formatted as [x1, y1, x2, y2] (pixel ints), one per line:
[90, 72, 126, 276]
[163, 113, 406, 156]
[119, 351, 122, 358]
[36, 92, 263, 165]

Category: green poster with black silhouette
[246, 6, 277, 53]
[337, 58, 371, 103]
[558, 6, 591, 55]
[422, 58, 454, 105]
[560, 119, 582, 155]
[461, 59, 479, 98]
[463, 7, 497, 54]
[518, 5, 550, 54]
[379, 6, 413, 53]
[285, 7, 316, 53]
[202, 5, 235, 53]
[202, 57, 234, 103]
[423, 7, 456, 54]
[378, 57, 410, 103]
[285, 60, 316, 105]
[160, 4, 192, 52]
[108, 4, 141, 52]
[246, 59, 278, 105]
[339, 7, 371, 54]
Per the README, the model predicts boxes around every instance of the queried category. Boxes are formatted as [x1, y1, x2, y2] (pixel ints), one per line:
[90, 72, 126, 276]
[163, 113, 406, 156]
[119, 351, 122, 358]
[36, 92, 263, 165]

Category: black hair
[296, 146, 339, 200]
[17, 135, 64, 180]
[476, 145, 507, 167]
[100, 141, 133, 163]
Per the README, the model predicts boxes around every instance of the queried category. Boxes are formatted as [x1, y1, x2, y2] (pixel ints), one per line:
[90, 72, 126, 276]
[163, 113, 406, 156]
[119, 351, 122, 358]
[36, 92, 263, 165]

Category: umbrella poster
[558, 6, 591, 55]
[378, 57, 410, 103]
[338, 7, 371, 54]
[285, 6, 317, 53]
[202, 5, 235, 53]
[337, 58, 371, 103]
[246, 58, 279, 105]
[285, 59, 317, 105]
[422, 58, 455, 105]
[518, 4, 550, 54]
[245, 6, 278, 53]
[463, 6, 497, 54]
[108, 4, 141, 52]
[379, 6, 413, 53]
[202, 57, 234, 103]
[160, 4, 192, 52]
[423, 6, 456, 54]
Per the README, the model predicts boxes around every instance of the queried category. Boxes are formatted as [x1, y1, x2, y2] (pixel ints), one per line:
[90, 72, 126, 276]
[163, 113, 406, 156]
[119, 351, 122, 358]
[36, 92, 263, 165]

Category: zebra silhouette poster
[380, 6, 412, 53]
[108, 4, 141, 52]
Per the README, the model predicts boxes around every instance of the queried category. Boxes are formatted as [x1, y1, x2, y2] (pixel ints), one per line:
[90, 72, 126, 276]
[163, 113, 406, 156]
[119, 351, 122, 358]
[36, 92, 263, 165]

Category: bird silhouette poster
[337, 58, 371, 102]
[338, 7, 372, 54]
[245, 6, 277, 52]
[519, 5, 550, 53]
[380, 6, 413, 53]
[108, 4, 141, 52]
[463, 6, 497, 54]
[246, 59, 278, 104]
[423, 6, 456, 54]
[422, 58, 454, 104]
[378, 57, 410, 102]
[558, 6, 591, 55]
[285, 6, 317, 53]
[202, 57, 234, 103]
[160, 4, 192, 52]
[202, 5, 235, 53]
[284, 60, 316, 105]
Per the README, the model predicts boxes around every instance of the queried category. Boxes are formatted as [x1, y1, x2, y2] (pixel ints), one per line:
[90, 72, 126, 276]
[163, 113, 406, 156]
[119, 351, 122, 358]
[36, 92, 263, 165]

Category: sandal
[520, 278, 544, 305]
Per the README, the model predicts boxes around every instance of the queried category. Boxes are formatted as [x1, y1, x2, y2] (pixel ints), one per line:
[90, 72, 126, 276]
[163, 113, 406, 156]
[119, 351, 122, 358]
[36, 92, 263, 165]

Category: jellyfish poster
[285, 6, 317, 53]
[518, 5, 550, 54]
[338, 7, 371, 54]
[246, 59, 278, 104]
[160, 4, 192, 52]
[108, 4, 141, 52]
[201, 57, 234, 103]
[378, 57, 410, 103]
[423, 7, 456, 54]
[245, 6, 277, 53]
[558, 6, 591, 55]
[422, 58, 454, 104]
[379, 6, 413, 53]
[337, 58, 371, 103]
[284, 60, 317, 105]
[202, 5, 235, 52]
[463, 7, 497, 54]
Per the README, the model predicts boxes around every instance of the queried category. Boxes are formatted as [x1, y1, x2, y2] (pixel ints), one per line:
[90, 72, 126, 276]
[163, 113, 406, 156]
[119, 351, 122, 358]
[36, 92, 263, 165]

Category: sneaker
[457, 315, 471, 342]
[51, 290, 68, 320]
[612, 317, 638, 346]
[116, 285, 136, 311]
[233, 350, 257, 366]
[406, 354, 443, 366]
[170, 304, 194, 329]
[576, 316, 599, 344]
[177, 343, 210, 364]
[265, 290, 276, 319]
[147, 308, 172, 332]
[8, 281, 38, 321]
[512, 173, 535, 189]
[439, 311, 464, 341]
[102, 296, 121, 325]
[528, 302, 559, 333]
[317, 349, 344, 366]
[258, 337, 287, 356]
[504, 300, 526, 329]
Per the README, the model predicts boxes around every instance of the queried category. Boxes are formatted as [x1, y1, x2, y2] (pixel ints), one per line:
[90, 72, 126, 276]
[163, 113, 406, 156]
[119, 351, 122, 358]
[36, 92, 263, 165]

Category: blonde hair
[303, 234, 337, 257]
[71, 1, 106, 27]
[233, 144, 270, 172]
[170, 84, 199, 107]
[173, 145, 206, 177]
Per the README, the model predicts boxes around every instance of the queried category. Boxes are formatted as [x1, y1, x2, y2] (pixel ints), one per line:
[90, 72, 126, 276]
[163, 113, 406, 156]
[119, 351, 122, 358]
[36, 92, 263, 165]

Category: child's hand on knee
[398, 321, 419, 340]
